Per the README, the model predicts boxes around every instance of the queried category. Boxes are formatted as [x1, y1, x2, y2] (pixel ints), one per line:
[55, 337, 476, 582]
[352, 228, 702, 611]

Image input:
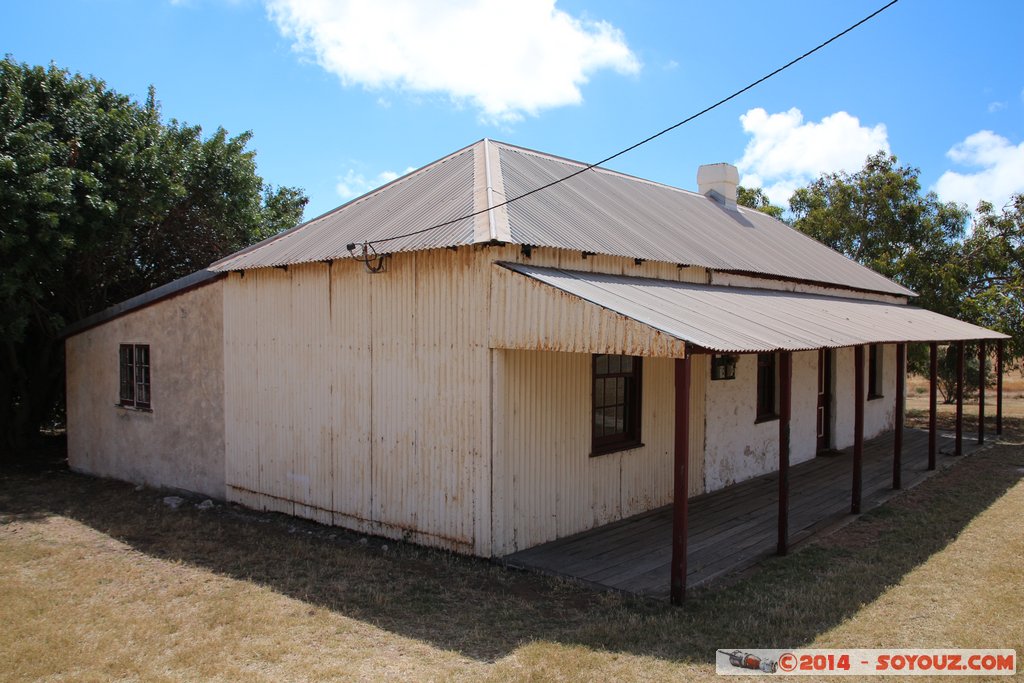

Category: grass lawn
[2, 410, 1022, 680]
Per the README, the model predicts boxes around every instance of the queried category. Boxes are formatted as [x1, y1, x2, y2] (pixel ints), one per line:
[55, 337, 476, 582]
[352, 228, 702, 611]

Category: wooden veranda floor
[503, 428, 980, 600]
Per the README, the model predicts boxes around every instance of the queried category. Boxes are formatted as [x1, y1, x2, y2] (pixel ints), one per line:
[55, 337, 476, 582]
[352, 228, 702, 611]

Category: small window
[119, 343, 151, 409]
[756, 352, 779, 422]
[868, 344, 883, 400]
[592, 354, 642, 455]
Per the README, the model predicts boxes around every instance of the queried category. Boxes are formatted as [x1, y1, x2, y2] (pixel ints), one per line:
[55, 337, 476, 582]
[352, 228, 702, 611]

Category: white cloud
[735, 107, 890, 206]
[987, 101, 1006, 113]
[265, 0, 640, 123]
[933, 131, 1024, 210]
[336, 166, 416, 200]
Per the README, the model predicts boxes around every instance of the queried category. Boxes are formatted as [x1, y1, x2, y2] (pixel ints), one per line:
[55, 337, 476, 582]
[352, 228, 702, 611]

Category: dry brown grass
[907, 369, 1024, 419]
[2, 429, 1023, 682]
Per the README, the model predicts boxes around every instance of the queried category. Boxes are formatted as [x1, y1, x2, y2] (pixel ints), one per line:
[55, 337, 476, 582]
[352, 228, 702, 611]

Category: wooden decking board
[553, 506, 672, 548]
[558, 533, 669, 579]
[540, 514, 672, 564]
[562, 478, 792, 581]
[503, 429, 971, 599]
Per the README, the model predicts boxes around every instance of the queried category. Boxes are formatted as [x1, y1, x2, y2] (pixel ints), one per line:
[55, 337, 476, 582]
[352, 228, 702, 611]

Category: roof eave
[60, 269, 225, 339]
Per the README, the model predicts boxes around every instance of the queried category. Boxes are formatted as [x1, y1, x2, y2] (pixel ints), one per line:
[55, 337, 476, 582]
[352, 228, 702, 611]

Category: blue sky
[4, 0, 1023, 221]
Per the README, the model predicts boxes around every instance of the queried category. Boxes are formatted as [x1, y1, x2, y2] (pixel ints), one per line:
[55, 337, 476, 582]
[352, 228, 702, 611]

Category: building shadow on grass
[1, 420, 1022, 665]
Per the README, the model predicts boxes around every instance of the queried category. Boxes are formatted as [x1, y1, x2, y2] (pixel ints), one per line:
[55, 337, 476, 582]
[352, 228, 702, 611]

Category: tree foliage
[956, 195, 1024, 358]
[0, 57, 308, 451]
[736, 185, 785, 220]
[785, 150, 1023, 379]
[936, 343, 992, 405]
[788, 152, 972, 315]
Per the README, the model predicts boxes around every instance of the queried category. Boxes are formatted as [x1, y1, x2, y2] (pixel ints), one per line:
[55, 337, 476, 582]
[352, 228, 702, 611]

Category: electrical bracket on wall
[346, 242, 388, 273]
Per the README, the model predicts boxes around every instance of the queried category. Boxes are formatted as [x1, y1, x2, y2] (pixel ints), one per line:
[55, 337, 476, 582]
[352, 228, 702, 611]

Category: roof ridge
[489, 139, 711, 201]
[481, 139, 511, 242]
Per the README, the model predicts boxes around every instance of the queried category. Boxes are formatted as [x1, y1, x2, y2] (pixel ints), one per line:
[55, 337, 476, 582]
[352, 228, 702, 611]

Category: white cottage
[64, 139, 1006, 602]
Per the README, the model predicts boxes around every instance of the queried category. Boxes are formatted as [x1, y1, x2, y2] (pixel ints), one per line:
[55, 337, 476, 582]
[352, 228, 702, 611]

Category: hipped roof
[499, 263, 1007, 354]
[210, 139, 914, 298]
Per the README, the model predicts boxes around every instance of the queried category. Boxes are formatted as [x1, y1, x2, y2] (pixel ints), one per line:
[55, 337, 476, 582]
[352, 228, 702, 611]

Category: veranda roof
[491, 263, 1007, 356]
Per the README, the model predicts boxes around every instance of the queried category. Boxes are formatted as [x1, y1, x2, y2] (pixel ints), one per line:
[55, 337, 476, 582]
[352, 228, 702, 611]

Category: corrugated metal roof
[500, 263, 1006, 353]
[208, 139, 913, 297]
[495, 143, 914, 297]
[210, 144, 477, 271]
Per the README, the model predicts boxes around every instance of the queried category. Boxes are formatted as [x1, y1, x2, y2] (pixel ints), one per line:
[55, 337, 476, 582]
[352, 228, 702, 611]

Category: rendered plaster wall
[703, 350, 820, 492]
[66, 281, 226, 499]
[833, 344, 898, 448]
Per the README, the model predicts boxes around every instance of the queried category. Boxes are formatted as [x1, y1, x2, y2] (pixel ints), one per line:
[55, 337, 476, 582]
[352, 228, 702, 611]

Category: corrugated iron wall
[491, 349, 706, 556]
[225, 266, 344, 524]
[505, 245, 710, 283]
[488, 265, 690, 358]
[487, 244, 708, 555]
[224, 250, 491, 555]
[223, 244, 710, 557]
[487, 244, 705, 358]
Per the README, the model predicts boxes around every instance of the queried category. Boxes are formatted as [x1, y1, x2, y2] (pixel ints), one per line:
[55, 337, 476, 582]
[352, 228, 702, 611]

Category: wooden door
[817, 349, 832, 452]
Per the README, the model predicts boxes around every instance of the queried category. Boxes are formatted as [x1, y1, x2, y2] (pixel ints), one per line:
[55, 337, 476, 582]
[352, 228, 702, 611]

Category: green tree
[737, 185, 785, 220]
[956, 195, 1024, 360]
[788, 150, 1022, 379]
[789, 152, 970, 314]
[0, 57, 307, 454]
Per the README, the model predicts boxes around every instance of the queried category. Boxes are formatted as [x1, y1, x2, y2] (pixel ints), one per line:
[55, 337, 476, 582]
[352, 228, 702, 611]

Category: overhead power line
[356, 0, 900, 251]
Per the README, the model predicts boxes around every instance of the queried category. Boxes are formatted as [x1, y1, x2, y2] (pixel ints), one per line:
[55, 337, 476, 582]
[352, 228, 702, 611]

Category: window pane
[868, 344, 881, 396]
[607, 379, 622, 407]
[591, 354, 642, 454]
[119, 345, 134, 404]
[603, 407, 619, 435]
[609, 355, 621, 374]
[757, 352, 777, 417]
[135, 344, 151, 407]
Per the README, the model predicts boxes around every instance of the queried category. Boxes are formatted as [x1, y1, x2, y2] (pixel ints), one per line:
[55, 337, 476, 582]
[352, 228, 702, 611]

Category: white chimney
[697, 163, 739, 210]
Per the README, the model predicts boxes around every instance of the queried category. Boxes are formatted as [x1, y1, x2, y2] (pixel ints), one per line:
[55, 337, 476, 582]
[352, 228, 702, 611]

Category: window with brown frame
[868, 343, 883, 399]
[592, 354, 642, 455]
[756, 352, 779, 422]
[119, 343, 151, 409]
